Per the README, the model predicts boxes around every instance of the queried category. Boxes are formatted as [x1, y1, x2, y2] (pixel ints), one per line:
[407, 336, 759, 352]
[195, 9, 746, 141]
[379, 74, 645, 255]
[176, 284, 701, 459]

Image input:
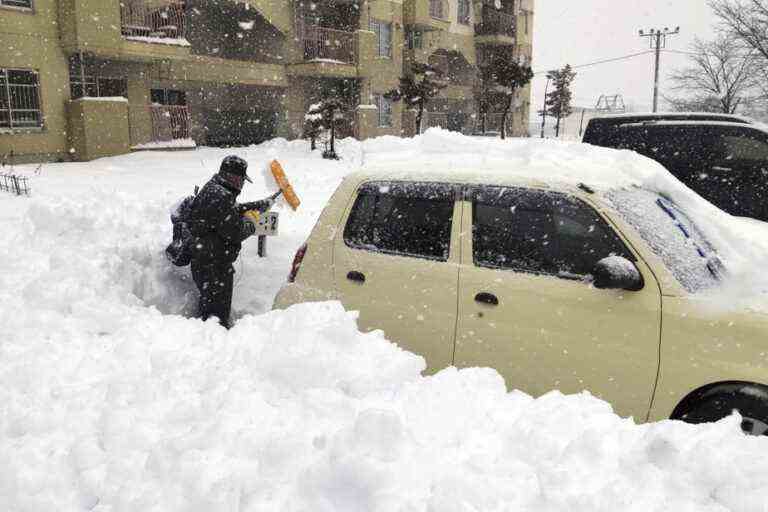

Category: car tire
[674, 388, 768, 436]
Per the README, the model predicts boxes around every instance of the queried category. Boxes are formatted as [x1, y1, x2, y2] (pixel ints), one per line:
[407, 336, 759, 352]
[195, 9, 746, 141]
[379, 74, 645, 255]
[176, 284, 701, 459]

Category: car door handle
[474, 292, 499, 306]
[347, 271, 366, 283]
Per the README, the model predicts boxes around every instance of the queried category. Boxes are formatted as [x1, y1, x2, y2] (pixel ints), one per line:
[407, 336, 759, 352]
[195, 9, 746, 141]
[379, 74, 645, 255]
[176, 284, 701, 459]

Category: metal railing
[474, 113, 515, 134]
[1, 72, 42, 129]
[120, 0, 186, 39]
[475, 6, 517, 37]
[429, 0, 448, 20]
[302, 25, 356, 64]
[0, 173, 30, 196]
[422, 112, 449, 132]
[149, 105, 191, 142]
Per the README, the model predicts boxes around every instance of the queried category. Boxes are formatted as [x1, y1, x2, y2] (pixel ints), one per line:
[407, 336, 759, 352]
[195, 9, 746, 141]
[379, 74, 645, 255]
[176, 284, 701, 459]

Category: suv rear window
[344, 181, 455, 261]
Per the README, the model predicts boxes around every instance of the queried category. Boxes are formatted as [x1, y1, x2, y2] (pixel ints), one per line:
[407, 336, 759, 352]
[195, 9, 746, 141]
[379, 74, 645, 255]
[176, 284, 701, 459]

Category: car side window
[472, 187, 635, 278]
[712, 128, 768, 163]
[344, 181, 455, 261]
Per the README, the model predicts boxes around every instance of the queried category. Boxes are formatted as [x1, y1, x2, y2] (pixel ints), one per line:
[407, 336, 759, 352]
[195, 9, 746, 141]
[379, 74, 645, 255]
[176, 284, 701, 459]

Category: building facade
[0, 0, 534, 163]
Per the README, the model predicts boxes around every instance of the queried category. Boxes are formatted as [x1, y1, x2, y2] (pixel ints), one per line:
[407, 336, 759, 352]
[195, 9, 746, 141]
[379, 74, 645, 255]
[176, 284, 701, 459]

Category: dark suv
[583, 113, 768, 221]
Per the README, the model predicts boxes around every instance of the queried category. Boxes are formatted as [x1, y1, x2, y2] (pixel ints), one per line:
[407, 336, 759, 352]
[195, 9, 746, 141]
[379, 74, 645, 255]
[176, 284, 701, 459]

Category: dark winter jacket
[188, 174, 270, 264]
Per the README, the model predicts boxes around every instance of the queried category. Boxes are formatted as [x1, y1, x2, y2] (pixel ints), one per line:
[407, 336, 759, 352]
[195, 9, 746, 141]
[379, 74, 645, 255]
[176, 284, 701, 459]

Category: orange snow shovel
[270, 160, 301, 211]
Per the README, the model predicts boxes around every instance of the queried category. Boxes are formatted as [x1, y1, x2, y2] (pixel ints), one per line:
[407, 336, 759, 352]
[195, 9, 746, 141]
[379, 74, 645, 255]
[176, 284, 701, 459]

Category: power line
[533, 50, 655, 76]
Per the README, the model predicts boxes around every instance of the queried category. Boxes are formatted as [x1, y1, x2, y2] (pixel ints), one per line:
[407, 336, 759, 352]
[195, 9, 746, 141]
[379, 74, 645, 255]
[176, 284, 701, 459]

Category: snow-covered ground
[2, 131, 768, 511]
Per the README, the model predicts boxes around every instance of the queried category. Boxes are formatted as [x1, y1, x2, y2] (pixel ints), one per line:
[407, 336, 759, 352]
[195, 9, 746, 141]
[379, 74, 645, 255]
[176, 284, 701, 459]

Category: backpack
[165, 187, 198, 267]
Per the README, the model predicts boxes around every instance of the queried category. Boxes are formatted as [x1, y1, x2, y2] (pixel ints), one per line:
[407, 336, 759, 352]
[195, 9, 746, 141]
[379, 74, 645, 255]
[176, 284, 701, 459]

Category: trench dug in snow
[1, 132, 768, 511]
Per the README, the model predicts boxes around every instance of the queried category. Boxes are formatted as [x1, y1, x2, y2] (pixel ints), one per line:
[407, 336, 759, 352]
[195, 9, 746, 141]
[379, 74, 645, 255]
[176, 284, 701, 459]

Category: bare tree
[668, 35, 756, 114]
[710, 0, 768, 61]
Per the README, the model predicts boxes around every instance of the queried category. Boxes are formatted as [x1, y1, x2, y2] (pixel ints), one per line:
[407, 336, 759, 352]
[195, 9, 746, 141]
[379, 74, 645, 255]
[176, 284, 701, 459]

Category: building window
[151, 88, 187, 106]
[0, 68, 42, 129]
[68, 56, 128, 100]
[458, 0, 471, 25]
[70, 76, 128, 100]
[369, 19, 392, 58]
[406, 30, 423, 50]
[0, 0, 32, 8]
[374, 94, 392, 127]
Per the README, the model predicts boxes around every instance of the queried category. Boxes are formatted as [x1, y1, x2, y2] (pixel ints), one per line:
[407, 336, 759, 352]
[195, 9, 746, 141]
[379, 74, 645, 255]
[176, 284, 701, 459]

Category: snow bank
[2, 131, 768, 510]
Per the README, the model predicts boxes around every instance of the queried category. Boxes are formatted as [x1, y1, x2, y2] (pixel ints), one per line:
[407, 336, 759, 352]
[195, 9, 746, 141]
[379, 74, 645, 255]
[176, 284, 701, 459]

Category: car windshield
[607, 189, 725, 293]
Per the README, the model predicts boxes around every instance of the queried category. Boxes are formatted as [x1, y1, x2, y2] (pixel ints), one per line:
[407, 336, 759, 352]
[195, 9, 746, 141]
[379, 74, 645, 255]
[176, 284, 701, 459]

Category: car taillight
[288, 243, 308, 283]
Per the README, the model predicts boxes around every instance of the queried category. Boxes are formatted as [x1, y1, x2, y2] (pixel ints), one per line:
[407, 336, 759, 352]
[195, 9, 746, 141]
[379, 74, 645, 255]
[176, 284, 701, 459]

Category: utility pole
[639, 27, 680, 112]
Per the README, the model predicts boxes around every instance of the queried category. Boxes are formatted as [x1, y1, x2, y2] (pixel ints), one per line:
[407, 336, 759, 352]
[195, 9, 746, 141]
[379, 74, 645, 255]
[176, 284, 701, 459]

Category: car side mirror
[592, 256, 644, 291]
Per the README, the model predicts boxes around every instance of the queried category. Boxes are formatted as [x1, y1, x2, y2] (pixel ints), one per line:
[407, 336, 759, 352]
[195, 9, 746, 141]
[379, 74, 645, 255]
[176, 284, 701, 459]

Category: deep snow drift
[2, 131, 768, 511]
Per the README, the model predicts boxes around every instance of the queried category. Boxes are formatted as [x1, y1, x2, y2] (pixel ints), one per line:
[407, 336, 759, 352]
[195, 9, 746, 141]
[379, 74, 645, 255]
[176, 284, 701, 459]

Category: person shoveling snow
[172, 155, 280, 328]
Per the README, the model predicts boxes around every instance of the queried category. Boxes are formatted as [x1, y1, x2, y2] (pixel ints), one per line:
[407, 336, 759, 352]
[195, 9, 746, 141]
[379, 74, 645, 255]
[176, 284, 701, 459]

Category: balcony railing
[429, 0, 448, 20]
[149, 105, 190, 142]
[120, 1, 186, 39]
[423, 112, 449, 132]
[475, 6, 517, 38]
[302, 25, 356, 64]
[474, 113, 514, 134]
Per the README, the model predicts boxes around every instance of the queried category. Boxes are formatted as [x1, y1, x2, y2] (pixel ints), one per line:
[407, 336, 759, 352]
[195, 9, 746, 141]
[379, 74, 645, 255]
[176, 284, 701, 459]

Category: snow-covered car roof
[360, 131, 668, 193]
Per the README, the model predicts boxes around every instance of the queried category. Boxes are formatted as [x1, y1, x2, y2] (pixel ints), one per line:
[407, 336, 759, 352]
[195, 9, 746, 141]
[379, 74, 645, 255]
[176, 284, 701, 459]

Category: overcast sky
[531, 0, 718, 118]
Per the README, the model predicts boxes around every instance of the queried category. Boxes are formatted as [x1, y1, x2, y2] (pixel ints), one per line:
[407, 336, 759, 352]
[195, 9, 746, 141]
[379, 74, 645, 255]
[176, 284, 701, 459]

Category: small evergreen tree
[307, 99, 346, 159]
[545, 65, 577, 138]
[303, 103, 324, 151]
[485, 57, 534, 139]
[385, 62, 448, 135]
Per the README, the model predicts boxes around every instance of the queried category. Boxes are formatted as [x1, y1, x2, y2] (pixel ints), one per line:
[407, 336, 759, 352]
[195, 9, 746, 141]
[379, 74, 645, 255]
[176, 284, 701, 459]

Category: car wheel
[676, 391, 768, 436]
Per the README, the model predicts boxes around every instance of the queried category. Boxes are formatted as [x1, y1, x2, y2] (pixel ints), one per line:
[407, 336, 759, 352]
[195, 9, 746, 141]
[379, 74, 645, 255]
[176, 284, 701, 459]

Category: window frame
[458, 0, 472, 25]
[150, 88, 187, 106]
[343, 180, 459, 262]
[468, 185, 637, 280]
[0, 67, 43, 130]
[0, 0, 33, 11]
[406, 29, 423, 50]
[374, 94, 393, 128]
[369, 19, 393, 58]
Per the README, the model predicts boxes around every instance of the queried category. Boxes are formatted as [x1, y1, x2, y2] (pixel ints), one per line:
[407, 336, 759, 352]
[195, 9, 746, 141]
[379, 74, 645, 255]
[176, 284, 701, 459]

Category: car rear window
[344, 181, 455, 261]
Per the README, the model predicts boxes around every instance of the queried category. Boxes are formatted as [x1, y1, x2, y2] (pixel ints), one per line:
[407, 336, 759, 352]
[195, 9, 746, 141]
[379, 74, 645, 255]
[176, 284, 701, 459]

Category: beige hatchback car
[275, 168, 768, 435]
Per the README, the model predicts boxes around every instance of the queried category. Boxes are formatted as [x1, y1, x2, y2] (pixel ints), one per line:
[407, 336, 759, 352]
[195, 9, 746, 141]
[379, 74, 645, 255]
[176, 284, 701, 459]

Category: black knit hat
[219, 155, 252, 183]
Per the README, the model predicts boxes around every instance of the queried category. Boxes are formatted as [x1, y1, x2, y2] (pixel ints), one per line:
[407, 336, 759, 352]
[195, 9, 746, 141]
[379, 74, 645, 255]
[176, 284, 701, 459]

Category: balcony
[475, 6, 517, 43]
[429, 0, 449, 20]
[404, 0, 450, 30]
[474, 113, 514, 134]
[120, 0, 187, 40]
[302, 25, 356, 64]
[148, 105, 191, 143]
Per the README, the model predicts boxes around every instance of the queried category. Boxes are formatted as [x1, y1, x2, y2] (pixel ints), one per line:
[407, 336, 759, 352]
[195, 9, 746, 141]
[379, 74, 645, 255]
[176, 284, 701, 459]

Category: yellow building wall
[0, 0, 70, 163]
[360, 0, 405, 138]
[67, 99, 131, 161]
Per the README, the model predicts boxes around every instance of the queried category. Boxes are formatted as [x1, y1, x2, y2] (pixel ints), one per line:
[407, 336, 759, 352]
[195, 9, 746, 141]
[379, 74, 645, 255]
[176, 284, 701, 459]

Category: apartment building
[0, 0, 534, 163]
